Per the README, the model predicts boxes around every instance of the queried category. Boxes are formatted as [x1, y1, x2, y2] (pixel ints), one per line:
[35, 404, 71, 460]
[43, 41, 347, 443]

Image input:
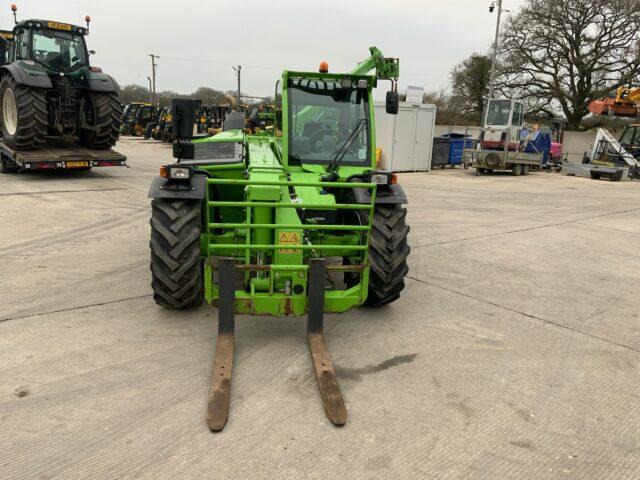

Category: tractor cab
[480, 98, 525, 151]
[9, 19, 90, 75]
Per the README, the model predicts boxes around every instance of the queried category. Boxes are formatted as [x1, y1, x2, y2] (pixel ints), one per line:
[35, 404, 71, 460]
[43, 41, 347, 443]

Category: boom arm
[350, 46, 400, 81]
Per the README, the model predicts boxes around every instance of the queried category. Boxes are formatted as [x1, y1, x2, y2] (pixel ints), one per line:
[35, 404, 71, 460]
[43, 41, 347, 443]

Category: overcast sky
[4, 0, 527, 97]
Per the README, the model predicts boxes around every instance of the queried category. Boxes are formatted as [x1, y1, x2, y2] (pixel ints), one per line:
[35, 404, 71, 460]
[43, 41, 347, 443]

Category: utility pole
[488, 0, 504, 99]
[149, 54, 159, 106]
[147, 76, 153, 105]
[232, 65, 242, 111]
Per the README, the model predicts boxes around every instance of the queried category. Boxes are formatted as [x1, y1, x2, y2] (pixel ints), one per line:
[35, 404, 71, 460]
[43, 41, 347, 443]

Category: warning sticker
[278, 232, 301, 254]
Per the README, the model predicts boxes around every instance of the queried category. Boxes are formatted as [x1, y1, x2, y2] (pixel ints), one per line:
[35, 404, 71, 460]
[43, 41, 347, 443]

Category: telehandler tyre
[0, 76, 47, 150]
[150, 198, 204, 309]
[363, 204, 410, 307]
[79, 92, 122, 149]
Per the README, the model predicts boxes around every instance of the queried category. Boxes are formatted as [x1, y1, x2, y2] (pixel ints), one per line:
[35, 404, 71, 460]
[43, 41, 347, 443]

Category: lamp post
[488, 0, 506, 99]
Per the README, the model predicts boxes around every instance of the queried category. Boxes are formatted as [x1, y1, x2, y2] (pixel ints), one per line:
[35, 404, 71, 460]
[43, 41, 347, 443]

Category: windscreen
[288, 79, 369, 166]
[31, 29, 88, 72]
[620, 126, 638, 145]
[486, 100, 512, 126]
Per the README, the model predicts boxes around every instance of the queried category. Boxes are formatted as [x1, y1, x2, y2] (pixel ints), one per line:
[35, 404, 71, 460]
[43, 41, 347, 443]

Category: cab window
[620, 126, 638, 145]
[511, 102, 524, 126]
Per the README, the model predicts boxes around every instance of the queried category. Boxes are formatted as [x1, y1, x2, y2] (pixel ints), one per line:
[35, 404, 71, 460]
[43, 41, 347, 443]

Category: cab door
[510, 101, 524, 144]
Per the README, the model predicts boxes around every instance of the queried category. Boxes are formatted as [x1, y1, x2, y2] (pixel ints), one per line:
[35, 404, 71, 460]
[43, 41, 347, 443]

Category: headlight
[370, 173, 390, 185]
[160, 164, 193, 181]
[367, 170, 397, 186]
[169, 167, 191, 179]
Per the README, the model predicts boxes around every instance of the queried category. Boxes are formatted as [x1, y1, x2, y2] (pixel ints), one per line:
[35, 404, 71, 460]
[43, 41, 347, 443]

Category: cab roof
[15, 19, 87, 35]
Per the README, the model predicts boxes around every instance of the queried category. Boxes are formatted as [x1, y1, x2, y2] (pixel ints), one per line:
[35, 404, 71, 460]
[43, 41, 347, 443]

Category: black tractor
[0, 6, 121, 150]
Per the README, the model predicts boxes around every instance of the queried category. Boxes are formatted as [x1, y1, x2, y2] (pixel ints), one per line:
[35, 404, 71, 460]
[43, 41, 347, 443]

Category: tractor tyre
[363, 204, 411, 307]
[79, 92, 122, 149]
[150, 198, 204, 309]
[0, 76, 47, 150]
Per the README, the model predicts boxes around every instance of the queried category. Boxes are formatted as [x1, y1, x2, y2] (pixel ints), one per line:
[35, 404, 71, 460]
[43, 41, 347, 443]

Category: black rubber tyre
[522, 164, 530, 175]
[79, 92, 122, 149]
[150, 198, 204, 309]
[363, 204, 410, 307]
[477, 168, 486, 174]
[511, 163, 522, 175]
[0, 76, 47, 150]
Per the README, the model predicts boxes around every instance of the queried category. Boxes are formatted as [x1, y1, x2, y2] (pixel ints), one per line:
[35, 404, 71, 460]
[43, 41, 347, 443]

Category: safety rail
[207, 244, 368, 252]
[205, 177, 377, 258]
[207, 201, 372, 210]
[205, 178, 376, 189]
[208, 223, 369, 231]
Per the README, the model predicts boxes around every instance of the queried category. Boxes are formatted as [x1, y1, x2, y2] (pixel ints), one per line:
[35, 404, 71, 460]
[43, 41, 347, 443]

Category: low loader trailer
[1, 138, 126, 173]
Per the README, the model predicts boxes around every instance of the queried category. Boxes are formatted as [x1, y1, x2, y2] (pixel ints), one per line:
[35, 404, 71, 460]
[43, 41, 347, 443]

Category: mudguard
[148, 174, 207, 200]
[352, 183, 408, 205]
[82, 71, 120, 93]
[0, 62, 52, 88]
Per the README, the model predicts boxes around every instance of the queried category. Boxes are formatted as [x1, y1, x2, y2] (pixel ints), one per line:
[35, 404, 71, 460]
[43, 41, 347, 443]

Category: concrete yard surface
[1, 137, 639, 479]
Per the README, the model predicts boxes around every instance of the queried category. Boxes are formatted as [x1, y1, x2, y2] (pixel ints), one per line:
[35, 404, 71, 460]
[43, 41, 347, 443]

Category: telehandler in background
[148, 47, 409, 431]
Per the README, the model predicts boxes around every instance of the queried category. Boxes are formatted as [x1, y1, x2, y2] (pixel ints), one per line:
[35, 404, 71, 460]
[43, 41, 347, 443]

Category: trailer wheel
[0, 76, 47, 150]
[511, 164, 522, 175]
[79, 92, 122, 149]
[522, 164, 530, 175]
[360, 204, 410, 307]
[150, 198, 204, 309]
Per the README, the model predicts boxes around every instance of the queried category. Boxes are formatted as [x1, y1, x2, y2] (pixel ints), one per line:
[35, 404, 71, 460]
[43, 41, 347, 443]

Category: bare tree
[449, 53, 492, 116]
[120, 84, 149, 104]
[190, 87, 227, 105]
[497, 0, 640, 130]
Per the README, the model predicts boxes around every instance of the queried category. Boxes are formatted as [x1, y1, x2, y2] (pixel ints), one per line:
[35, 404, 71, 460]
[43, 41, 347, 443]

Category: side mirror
[386, 91, 399, 115]
[172, 98, 197, 140]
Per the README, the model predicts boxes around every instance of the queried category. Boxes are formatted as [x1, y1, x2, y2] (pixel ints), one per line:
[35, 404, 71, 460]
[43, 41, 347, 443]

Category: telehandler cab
[148, 47, 408, 431]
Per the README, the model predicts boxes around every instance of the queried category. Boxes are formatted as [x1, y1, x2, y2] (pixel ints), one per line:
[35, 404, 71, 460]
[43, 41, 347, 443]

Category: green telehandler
[148, 47, 408, 431]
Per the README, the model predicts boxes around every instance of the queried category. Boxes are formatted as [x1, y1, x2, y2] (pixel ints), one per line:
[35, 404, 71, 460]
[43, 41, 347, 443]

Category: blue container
[440, 133, 475, 166]
[520, 130, 552, 164]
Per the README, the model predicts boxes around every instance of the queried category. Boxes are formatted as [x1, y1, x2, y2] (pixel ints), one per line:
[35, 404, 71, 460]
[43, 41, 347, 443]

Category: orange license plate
[48, 21, 72, 31]
[66, 161, 88, 168]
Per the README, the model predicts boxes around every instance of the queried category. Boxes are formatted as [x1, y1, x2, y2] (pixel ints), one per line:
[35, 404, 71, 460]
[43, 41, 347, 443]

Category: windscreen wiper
[327, 118, 367, 175]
